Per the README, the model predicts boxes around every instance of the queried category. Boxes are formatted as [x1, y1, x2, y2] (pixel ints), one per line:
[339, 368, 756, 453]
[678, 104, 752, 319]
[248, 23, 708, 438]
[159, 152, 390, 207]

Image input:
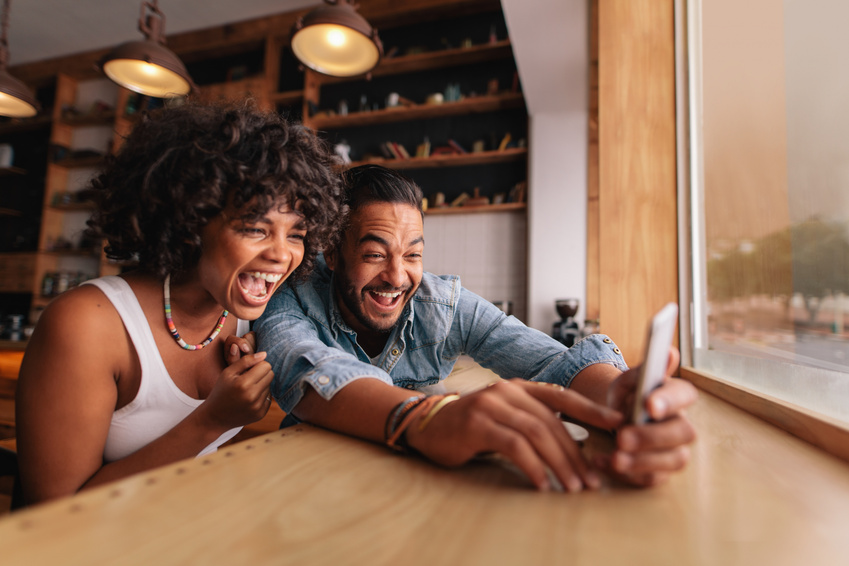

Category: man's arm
[294, 377, 623, 493]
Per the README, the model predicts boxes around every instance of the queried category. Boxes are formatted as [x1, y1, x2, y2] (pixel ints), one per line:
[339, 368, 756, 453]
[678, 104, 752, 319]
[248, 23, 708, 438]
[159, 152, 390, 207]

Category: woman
[15, 101, 343, 505]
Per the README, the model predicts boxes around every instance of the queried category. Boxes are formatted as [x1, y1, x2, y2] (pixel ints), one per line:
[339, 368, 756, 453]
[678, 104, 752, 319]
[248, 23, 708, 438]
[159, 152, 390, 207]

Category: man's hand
[596, 347, 698, 487]
[405, 379, 623, 493]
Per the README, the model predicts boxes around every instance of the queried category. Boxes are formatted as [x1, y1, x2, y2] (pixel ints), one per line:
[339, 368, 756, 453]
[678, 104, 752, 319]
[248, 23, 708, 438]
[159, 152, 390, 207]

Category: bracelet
[417, 394, 461, 432]
[384, 395, 425, 443]
[386, 395, 443, 452]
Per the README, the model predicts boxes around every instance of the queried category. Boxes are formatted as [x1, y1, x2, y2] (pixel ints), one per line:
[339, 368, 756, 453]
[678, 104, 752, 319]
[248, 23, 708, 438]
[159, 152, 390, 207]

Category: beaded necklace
[163, 274, 229, 351]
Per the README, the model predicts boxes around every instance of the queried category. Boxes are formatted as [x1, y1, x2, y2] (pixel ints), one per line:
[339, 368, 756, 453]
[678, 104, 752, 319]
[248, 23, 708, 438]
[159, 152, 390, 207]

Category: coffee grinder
[552, 298, 581, 347]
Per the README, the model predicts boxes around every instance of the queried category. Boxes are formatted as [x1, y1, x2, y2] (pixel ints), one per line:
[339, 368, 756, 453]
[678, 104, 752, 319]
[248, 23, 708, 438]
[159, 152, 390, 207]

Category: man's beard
[333, 260, 413, 335]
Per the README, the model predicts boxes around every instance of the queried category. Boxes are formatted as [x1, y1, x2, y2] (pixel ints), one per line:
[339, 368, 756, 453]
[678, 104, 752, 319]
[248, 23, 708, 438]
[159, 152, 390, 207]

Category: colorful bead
[163, 274, 229, 351]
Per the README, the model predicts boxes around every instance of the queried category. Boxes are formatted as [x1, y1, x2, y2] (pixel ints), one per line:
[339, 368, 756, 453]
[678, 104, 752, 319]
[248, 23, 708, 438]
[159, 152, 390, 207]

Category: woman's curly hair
[85, 100, 344, 282]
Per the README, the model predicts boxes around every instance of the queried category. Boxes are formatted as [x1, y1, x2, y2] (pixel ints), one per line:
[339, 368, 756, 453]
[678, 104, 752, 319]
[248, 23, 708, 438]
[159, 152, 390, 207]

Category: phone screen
[631, 302, 678, 424]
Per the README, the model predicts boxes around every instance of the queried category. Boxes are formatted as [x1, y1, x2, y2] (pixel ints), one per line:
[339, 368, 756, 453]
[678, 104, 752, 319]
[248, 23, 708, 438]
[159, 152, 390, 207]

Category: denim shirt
[254, 257, 629, 413]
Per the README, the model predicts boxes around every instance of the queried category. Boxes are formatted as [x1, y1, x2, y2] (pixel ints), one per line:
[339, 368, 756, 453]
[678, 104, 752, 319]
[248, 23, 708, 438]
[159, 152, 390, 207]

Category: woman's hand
[199, 350, 274, 432]
[405, 379, 623, 492]
[224, 331, 257, 364]
[596, 347, 698, 487]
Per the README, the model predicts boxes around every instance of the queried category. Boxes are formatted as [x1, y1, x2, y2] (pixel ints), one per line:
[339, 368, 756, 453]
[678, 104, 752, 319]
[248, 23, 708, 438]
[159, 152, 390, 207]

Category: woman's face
[196, 199, 307, 320]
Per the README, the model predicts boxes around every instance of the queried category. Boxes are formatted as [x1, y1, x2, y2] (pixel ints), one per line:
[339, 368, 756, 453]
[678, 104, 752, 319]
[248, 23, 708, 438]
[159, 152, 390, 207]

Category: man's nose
[381, 256, 405, 287]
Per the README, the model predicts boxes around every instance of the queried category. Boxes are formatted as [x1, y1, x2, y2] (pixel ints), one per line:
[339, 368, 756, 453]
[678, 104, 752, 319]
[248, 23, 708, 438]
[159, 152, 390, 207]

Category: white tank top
[84, 276, 249, 463]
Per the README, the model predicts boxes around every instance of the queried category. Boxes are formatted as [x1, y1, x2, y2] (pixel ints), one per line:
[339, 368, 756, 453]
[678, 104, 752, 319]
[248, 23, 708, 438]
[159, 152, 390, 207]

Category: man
[255, 164, 697, 492]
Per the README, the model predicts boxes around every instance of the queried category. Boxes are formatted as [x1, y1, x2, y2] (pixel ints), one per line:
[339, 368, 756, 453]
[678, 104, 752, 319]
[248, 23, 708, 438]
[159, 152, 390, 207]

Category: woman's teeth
[239, 272, 283, 299]
[246, 272, 283, 283]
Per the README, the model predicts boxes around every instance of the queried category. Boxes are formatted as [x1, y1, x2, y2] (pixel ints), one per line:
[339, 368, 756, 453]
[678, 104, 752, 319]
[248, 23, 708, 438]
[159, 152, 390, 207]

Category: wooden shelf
[269, 90, 303, 106]
[0, 207, 23, 217]
[58, 111, 116, 127]
[0, 115, 52, 135]
[40, 249, 100, 259]
[425, 202, 526, 215]
[48, 201, 95, 212]
[319, 40, 515, 83]
[311, 92, 525, 129]
[50, 155, 105, 169]
[349, 147, 527, 171]
[0, 166, 26, 177]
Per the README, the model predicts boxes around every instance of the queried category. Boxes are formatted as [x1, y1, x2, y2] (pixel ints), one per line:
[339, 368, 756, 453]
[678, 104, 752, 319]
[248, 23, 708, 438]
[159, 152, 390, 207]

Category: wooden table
[1, 362, 848, 565]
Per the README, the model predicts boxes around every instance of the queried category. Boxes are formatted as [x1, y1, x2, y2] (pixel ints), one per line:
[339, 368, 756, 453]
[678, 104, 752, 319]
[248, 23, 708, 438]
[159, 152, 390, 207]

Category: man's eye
[241, 227, 265, 236]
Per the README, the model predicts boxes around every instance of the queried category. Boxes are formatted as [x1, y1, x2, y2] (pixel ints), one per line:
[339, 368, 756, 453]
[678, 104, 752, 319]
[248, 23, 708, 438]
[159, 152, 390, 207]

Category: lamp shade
[291, 1, 382, 77]
[100, 39, 192, 98]
[0, 67, 38, 117]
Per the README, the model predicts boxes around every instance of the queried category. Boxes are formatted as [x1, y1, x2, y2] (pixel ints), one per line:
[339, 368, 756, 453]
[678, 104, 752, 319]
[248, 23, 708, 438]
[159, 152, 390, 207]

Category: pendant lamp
[99, 0, 194, 98]
[291, 0, 383, 77]
[0, 0, 39, 118]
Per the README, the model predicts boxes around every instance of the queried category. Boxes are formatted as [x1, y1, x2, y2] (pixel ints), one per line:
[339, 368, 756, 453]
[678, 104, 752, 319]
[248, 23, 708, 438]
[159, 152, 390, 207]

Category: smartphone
[631, 302, 679, 424]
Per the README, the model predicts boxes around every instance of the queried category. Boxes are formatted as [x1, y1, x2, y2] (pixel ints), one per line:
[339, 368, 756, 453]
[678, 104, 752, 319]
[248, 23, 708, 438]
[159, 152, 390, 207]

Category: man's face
[326, 202, 424, 339]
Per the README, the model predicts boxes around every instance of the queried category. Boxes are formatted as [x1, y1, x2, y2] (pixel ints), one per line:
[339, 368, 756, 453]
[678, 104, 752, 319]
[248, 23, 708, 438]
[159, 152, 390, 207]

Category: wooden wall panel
[597, 0, 678, 366]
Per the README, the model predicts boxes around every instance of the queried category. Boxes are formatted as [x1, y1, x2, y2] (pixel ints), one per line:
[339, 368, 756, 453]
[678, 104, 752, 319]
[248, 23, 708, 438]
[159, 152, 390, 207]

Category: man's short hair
[341, 164, 423, 215]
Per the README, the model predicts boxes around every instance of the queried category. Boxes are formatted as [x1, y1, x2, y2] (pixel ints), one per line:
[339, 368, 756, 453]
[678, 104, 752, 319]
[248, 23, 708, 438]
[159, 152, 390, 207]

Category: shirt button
[613, 348, 622, 355]
[406, 384, 415, 389]
[317, 375, 330, 385]
[603, 338, 612, 344]
[391, 348, 400, 356]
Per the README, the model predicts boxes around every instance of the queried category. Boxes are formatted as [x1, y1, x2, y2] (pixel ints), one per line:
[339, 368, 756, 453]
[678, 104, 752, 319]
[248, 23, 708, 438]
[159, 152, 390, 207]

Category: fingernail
[585, 471, 601, 490]
[241, 343, 250, 352]
[651, 397, 668, 418]
[230, 344, 238, 356]
[538, 478, 551, 492]
[566, 477, 583, 493]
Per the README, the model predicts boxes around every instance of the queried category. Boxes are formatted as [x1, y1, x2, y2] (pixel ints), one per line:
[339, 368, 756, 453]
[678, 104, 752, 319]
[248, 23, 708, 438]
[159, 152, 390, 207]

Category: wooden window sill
[681, 366, 849, 463]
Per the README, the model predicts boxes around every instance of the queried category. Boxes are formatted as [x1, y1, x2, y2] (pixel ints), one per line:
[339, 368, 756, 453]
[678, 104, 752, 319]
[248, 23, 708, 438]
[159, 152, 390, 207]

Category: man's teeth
[373, 290, 402, 299]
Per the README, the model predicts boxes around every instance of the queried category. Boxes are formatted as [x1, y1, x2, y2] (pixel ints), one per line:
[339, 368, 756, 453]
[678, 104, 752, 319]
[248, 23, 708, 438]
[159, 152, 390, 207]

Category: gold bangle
[417, 394, 461, 432]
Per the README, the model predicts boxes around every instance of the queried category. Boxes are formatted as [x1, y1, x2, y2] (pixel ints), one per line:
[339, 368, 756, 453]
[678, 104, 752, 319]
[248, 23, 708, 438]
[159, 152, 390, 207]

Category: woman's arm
[15, 287, 273, 504]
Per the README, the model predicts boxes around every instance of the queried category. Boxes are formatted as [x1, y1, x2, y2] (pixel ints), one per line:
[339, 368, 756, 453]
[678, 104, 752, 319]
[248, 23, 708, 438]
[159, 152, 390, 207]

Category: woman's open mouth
[238, 271, 284, 303]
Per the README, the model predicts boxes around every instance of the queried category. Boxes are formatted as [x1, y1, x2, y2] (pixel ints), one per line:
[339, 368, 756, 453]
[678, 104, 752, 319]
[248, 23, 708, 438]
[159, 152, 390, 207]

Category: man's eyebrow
[358, 234, 389, 247]
[408, 236, 424, 247]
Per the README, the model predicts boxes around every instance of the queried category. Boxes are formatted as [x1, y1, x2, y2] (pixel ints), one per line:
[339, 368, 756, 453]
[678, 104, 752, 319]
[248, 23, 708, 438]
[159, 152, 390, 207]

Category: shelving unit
[300, 21, 528, 216]
[0, 0, 530, 325]
[28, 74, 130, 321]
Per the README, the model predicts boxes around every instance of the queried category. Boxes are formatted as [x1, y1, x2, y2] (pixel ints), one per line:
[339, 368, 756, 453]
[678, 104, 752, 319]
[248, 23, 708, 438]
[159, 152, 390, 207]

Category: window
[685, 0, 849, 424]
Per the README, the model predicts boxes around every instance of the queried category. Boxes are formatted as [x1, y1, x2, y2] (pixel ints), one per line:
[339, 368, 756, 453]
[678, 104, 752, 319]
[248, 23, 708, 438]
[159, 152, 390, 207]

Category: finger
[221, 351, 268, 380]
[242, 331, 257, 354]
[611, 445, 691, 475]
[666, 346, 681, 376]
[645, 378, 699, 421]
[592, 454, 671, 488]
[521, 380, 623, 431]
[483, 421, 560, 492]
[225, 342, 241, 365]
[618, 416, 697, 452]
[490, 381, 596, 491]
[240, 359, 274, 389]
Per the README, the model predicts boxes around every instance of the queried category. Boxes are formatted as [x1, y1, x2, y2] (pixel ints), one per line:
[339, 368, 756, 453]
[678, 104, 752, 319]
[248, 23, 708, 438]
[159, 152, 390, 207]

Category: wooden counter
[1, 366, 848, 565]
